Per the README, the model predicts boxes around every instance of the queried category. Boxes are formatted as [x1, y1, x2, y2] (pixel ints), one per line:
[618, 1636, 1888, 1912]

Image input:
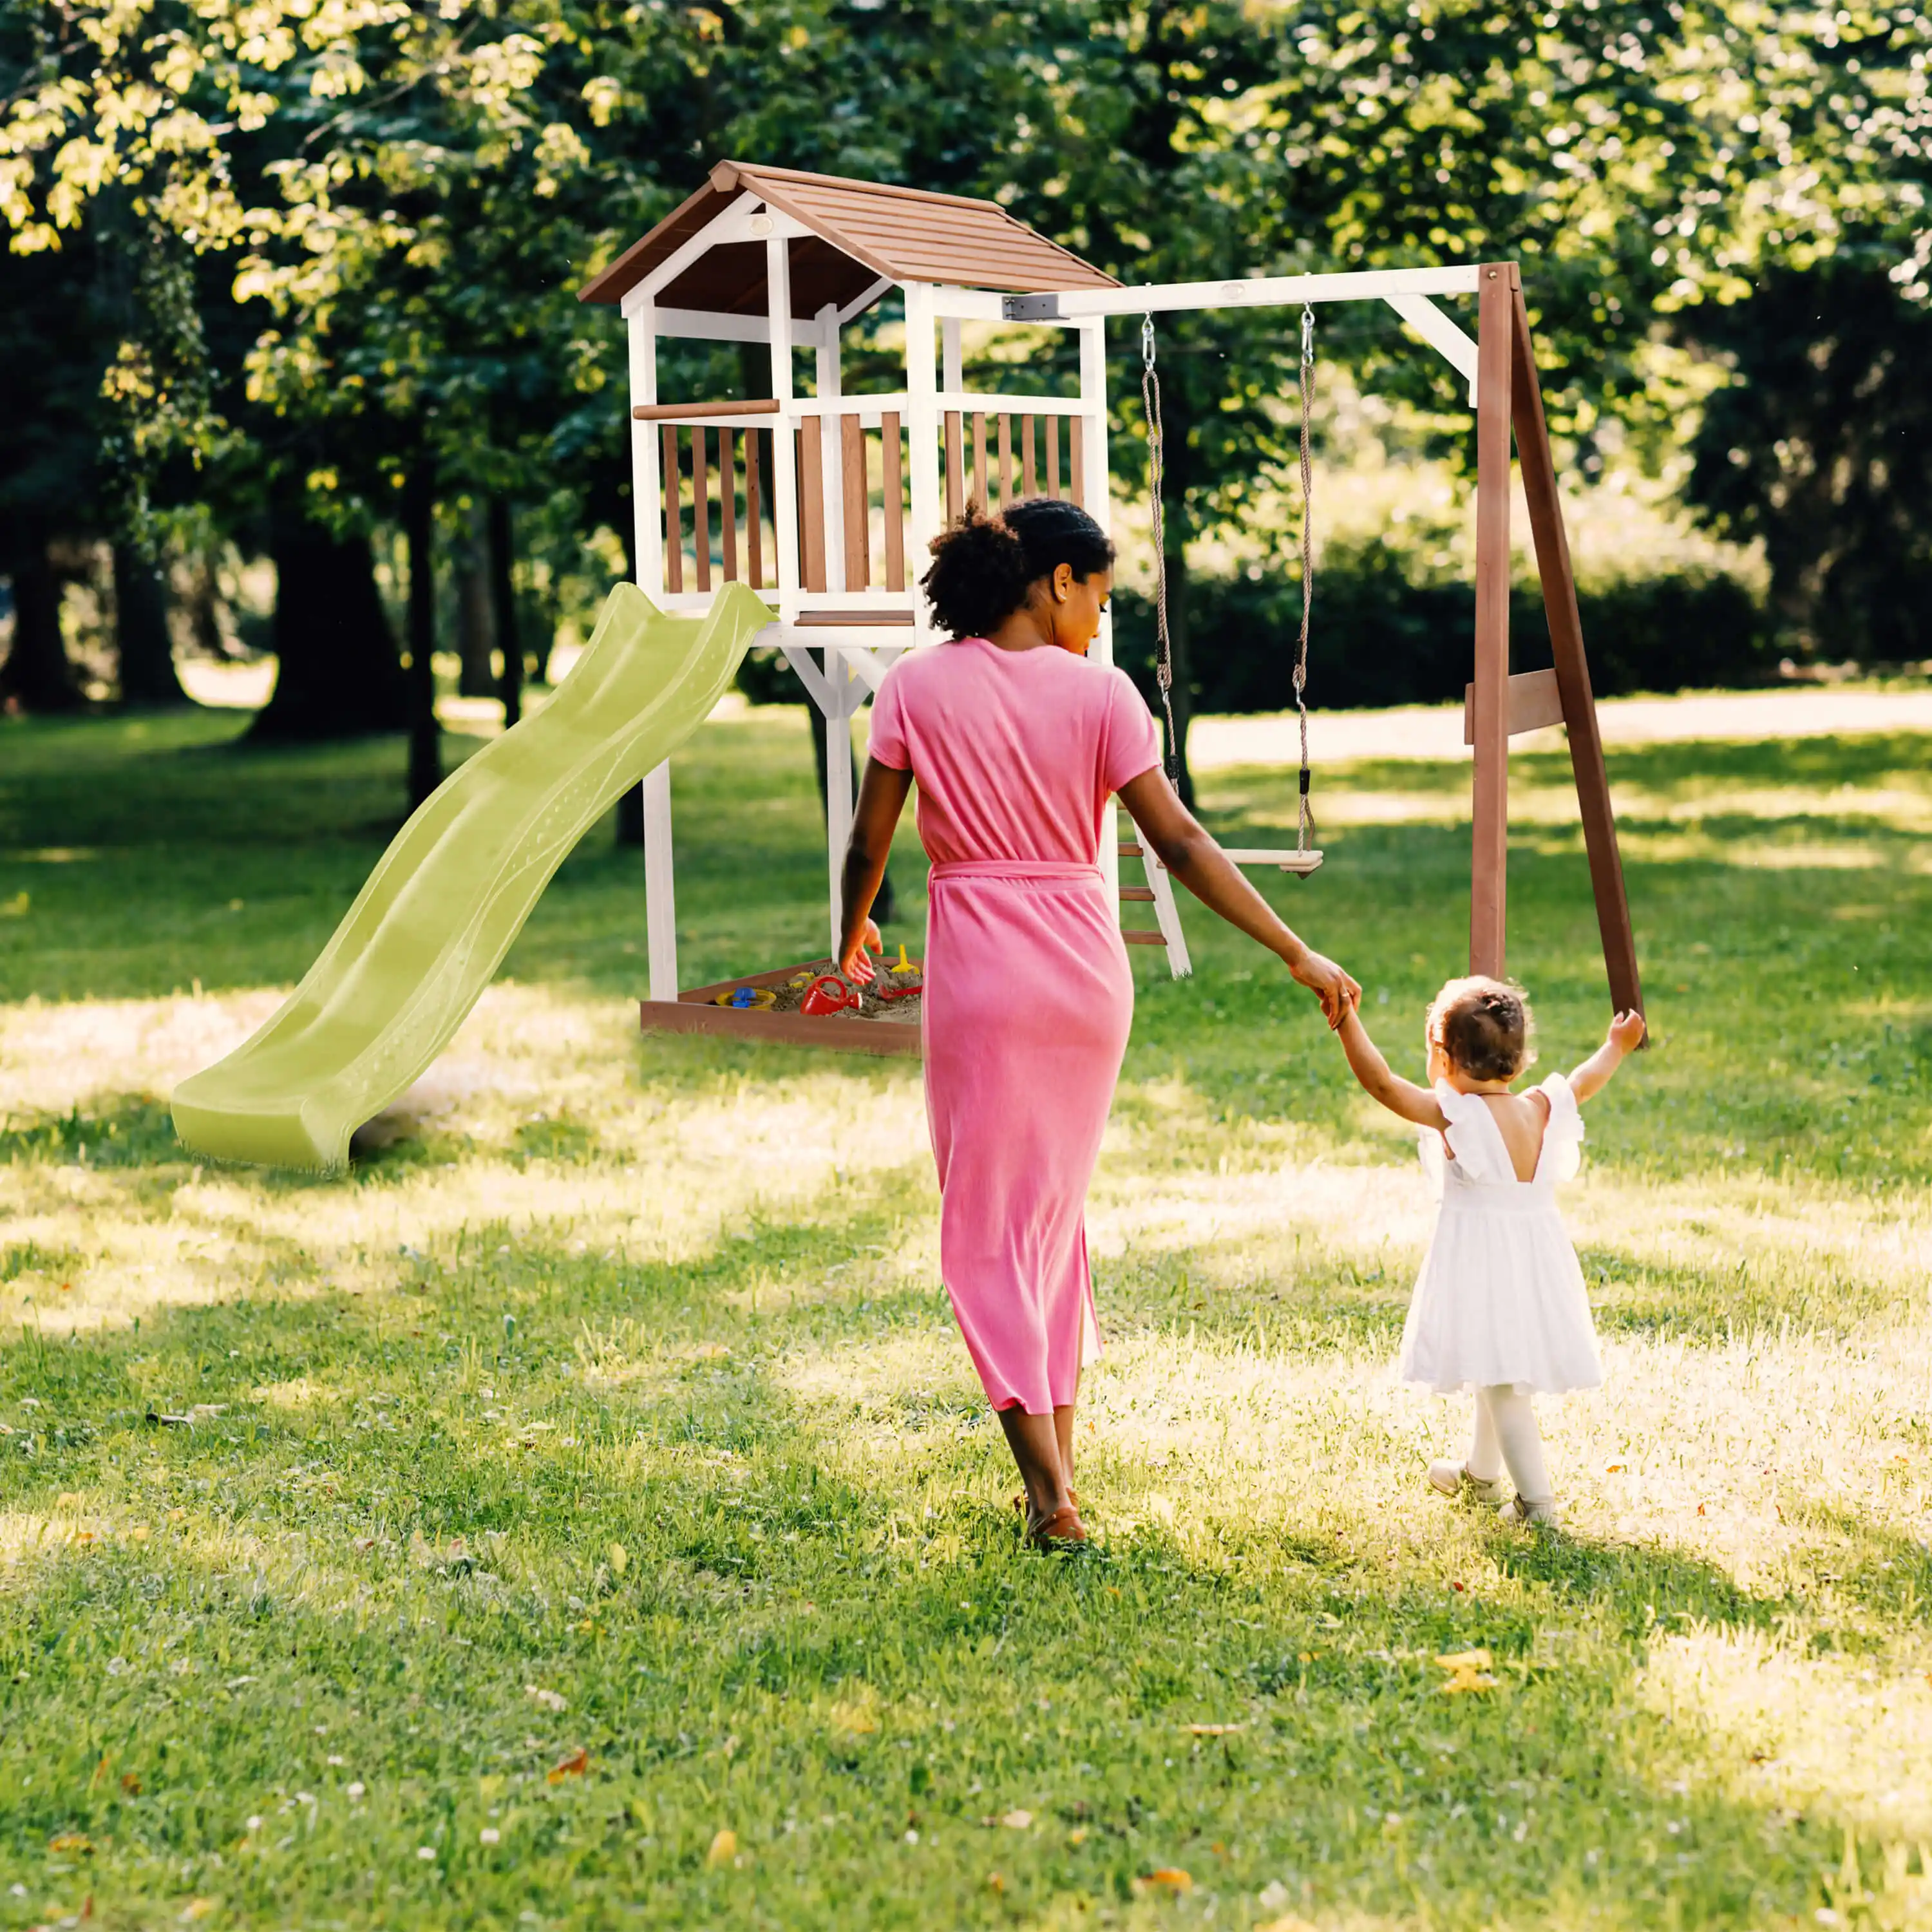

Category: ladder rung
[1118, 843, 1142, 858]
[1120, 886, 1155, 902]
[1122, 929, 1167, 945]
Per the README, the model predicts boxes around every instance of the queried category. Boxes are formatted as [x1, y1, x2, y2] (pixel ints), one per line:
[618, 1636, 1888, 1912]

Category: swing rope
[1140, 316, 1182, 788]
[1293, 303, 1316, 857]
[1141, 308, 1318, 852]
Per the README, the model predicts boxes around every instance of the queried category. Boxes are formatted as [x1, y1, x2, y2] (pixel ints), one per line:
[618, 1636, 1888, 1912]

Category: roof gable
[578, 160, 1118, 311]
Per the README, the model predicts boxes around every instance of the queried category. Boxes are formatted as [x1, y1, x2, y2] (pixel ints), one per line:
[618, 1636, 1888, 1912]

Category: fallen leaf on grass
[120, 1774, 142, 1796]
[1068, 1828, 1089, 1846]
[999, 1810, 1033, 1830]
[1434, 1647, 1498, 1695]
[526, 1685, 567, 1712]
[547, 1748, 589, 1784]
[1186, 1723, 1244, 1736]
[984, 1873, 1005, 1893]
[607, 1542, 628, 1577]
[1257, 1918, 1320, 1932]
[48, 1833, 93, 1853]
[1133, 1868, 1193, 1896]
[706, 1828, 737, 1868]
[178, 1900, 215, 1922]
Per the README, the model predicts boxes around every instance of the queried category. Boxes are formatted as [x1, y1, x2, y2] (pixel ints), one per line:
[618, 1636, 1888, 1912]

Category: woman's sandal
[1025, 1502, 1088, 1549]
[1012, 1488, 1078, 1516]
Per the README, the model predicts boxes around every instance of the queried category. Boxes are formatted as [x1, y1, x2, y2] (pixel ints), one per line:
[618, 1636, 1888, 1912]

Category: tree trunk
[113, 542, 191, 707]
[251, 501, 408, 741]
[1, 536, 82, 712]
[404, 470, 441, 809]
[489, 496, 522, 729]
[455, 502, 496, 698]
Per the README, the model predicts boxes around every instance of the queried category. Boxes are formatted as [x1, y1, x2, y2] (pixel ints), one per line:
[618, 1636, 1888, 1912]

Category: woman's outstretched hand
[840, 920, 883, 984]
[1289, 949, 1361, 1029]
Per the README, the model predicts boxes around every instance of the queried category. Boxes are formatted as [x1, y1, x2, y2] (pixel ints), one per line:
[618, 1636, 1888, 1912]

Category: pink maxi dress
[866, 637, 1160, 1415]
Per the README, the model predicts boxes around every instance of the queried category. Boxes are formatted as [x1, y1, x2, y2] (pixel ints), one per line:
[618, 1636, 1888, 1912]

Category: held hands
[840, 920, 883, 985]
[1607, 1009, 1647, 1056]
[1290, 949, 1362, 1030]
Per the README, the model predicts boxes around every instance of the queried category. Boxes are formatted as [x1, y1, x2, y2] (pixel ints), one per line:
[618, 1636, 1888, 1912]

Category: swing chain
[1141, 315, 1182, 788]
[1294, 304, 1316, 855]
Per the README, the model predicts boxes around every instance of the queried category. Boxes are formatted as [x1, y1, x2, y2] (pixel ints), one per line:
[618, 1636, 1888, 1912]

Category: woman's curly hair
[1426, 975, 1536, 1083]
[920, 498, 1115, 639]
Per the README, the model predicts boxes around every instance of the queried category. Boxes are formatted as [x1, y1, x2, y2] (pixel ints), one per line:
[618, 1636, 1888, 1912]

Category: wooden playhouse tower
[579, 160, 1643, 1055]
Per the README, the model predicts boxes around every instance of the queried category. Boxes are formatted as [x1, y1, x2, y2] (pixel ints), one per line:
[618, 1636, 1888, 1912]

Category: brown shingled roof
[578, 160, 1119, 312]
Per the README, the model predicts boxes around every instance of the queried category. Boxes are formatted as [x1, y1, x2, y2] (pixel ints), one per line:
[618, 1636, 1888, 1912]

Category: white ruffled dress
[1397, 1072, 1603, 1396]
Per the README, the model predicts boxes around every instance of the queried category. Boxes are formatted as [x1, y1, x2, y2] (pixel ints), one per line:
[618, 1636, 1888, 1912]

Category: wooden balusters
[719, 431, 738, 585]
[691, 429, 712, 592]
[881, 413, 905, 592]
[797, 418, 827, 592]
[1021, 416, 1037, 498]
[745, 428, 763, 591]
[840, 415, 869, 591]
[971, 413, 989, 511]
[661, 425, 683, 594]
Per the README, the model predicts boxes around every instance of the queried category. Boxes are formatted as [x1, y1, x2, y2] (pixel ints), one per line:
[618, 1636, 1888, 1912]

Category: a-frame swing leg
[1509, 286, 1645, 1023]
[1468, 265, 1515, 978]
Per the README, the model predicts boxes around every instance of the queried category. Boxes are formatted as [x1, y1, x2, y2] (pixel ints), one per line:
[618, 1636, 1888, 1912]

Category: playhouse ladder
[1118, 841, 1192, 978]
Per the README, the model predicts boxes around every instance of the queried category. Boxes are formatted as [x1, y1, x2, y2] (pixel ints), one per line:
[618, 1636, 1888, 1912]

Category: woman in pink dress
[837, 502, 1357, 1547]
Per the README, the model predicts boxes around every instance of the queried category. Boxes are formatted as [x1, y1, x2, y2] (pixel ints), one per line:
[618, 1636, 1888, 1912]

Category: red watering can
[800, 974, 860, 1018]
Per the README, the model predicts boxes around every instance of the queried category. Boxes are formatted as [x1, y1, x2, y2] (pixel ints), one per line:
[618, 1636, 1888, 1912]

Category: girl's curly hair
[919, 498, 1115, 639]
[1426, 975, 1536, 1083]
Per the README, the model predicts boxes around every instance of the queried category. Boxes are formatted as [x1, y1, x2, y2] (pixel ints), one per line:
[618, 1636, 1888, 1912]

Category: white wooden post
[1077, 317, 1122, 903]
[904, 281, 942, 647]
[625, 294, 679, 1001]
[815, 303, 845, 594]
[768, 234, 800, 614]
[825, 655, 855, 960]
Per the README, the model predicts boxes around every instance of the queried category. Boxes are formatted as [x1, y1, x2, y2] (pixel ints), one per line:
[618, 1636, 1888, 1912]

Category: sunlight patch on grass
[1644, 1627, 1932, 1839]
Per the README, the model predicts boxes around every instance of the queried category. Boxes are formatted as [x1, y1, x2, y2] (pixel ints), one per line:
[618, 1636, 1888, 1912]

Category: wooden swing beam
[1009, 261, 1643, 1023]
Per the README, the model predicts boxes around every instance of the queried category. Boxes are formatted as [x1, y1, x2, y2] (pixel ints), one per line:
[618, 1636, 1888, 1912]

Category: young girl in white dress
[1333, 975, 1646, 1525]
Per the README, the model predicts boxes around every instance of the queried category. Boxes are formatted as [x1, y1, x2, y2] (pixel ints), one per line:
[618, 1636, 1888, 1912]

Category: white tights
[1466, 1385, 1553, 1505]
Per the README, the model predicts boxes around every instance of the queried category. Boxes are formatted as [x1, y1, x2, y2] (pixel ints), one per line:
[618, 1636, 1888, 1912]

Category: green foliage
[1112, 553, 1774, 712]
[1684, 258, 1932, 663]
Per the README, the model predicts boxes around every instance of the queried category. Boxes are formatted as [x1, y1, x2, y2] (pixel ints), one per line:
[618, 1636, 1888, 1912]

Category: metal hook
[1141, 314, 1157, 369]
[1300, 304, 1315, 366]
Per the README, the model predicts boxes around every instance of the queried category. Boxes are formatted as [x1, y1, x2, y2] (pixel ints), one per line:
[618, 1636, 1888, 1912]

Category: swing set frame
[1009, 258, 1644, 1020]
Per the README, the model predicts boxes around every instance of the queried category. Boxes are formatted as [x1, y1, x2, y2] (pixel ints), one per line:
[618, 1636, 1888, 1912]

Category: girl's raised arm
[1336, 1001, 1448, 1130]
[1568, 1010, 1647, 1103]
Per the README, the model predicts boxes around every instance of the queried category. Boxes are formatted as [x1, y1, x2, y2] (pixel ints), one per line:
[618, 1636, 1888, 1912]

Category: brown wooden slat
[1118, 842, 1142, 858]
[799, 417, 827, 593]
[793, 609, 916, 628]
[633, 397, 781, 421]
[1461, 667, 1564, 744]
[1021, 415, 1037, 498]
[880, 412, 905, 591]
[720, 430, 739, 583]
[971, 412, 989, 512]
[1122, 931, 1166, 945]
[1470, 264, 1514, 978]
[944, 410, 964, 522]
[998, 412, 1014, 509]
[745, 427, 764, 590]
[1045, 415, 1061, 497]
[1068, 416, 1084, 507]
[661, 425, 683, 594]
[1510, 280, 1643, 1021]
[1121, 886, 1156, 902]
[841, 414, 869, 591]
[691, 427, 712, 592]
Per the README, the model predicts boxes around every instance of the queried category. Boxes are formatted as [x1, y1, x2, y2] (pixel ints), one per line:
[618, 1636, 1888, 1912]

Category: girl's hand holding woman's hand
[1289, 949, 1361, 1029]
[840, 920, 883, 984]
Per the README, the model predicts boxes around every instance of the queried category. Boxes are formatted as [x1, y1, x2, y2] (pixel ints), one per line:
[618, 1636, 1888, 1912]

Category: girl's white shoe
[1427, 1461, 1510, 1508]
[1499, 1493, 1560, 1528]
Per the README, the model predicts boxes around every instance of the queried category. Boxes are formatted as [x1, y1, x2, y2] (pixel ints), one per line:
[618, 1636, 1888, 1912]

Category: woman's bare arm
[1115, 766, 1359, 1025]
[1335, 1003, 1448, 1129]
[837, 757, 914, 980]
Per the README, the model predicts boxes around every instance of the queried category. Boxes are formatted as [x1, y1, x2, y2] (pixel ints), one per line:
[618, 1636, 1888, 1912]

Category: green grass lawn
[1, 700, 1929, 1929]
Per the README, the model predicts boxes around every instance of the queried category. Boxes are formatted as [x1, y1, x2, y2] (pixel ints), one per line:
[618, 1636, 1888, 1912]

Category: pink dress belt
[929, 860, 1103, 884]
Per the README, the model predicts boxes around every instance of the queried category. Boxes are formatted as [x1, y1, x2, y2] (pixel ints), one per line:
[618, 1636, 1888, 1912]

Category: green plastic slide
[172, 582, 772, 1173]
